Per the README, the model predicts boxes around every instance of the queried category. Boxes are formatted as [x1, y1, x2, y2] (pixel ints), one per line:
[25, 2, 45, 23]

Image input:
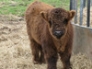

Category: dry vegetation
[0, 0, 92, 69]
[0, 15, 92, 69]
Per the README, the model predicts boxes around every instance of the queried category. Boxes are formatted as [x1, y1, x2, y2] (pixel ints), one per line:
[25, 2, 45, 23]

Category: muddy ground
[0, 15, 92, 69]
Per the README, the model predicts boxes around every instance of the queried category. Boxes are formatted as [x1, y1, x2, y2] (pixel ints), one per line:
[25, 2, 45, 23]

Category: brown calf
[25, 1, 75, 69]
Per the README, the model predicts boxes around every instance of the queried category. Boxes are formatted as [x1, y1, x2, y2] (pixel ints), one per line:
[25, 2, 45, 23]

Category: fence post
[87, 0, 90, 27]
[91, 0, 92, 6]
[70, 0, 77, 23]
[80, 0, 84, 25]
[83, 0, 86, 8]
[70, 0, 72, 10]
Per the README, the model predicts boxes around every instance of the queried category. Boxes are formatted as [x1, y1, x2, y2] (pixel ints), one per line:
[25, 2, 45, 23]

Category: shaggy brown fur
[25, 1, 75, 69]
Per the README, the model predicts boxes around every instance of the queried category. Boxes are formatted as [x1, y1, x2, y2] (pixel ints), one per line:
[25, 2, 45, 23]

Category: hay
[0, 15, 92, 69]
[71, 53, 92, 69]
[76, 7, 92, 27]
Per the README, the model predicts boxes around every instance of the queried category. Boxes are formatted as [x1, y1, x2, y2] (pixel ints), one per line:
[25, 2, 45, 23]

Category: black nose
[54, 31, 64, 38]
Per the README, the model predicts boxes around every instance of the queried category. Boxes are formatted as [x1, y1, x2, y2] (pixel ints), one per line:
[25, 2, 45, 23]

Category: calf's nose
[54, 31, 64, 38]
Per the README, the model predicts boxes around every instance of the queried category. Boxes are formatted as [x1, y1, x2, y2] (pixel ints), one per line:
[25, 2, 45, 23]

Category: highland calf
[25, 1, 75, 69]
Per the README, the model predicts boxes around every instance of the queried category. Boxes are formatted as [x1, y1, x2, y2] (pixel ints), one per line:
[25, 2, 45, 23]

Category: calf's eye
[63, 19, 68, 24]
[49, 20, 52, 27]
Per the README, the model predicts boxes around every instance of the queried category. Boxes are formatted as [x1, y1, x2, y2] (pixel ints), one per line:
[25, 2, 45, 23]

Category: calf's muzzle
[54, 31, 64, 39]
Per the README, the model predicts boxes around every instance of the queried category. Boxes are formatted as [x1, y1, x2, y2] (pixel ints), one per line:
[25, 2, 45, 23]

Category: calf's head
[41, 8, 75, 39]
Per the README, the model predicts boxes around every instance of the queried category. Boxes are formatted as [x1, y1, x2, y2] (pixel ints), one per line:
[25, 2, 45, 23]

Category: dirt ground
[0, 15, 92, 69]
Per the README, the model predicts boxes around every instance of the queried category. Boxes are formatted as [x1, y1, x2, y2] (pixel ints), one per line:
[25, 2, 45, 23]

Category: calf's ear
[40, 11, 48, 21]
[68, 10, 76, 20]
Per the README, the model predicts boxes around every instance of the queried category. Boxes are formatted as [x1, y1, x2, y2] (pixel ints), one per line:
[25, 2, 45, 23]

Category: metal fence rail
[70, 0, 91, 27]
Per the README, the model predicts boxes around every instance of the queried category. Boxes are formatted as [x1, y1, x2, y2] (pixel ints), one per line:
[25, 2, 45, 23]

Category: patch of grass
[0, 0, 70, 16]
[40, 0, 70, 8]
